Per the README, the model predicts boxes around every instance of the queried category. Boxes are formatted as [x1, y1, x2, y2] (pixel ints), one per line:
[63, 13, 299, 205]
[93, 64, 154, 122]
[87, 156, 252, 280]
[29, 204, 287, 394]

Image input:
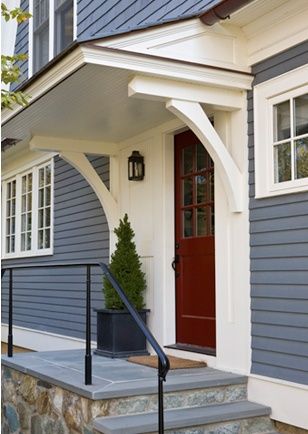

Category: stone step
[93, 400, 274, 434]
[102, 380, 247, 417]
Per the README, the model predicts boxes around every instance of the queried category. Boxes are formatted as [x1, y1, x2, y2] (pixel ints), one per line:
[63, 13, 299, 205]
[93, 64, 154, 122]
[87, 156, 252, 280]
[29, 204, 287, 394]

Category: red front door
[174, 130, 216, 350]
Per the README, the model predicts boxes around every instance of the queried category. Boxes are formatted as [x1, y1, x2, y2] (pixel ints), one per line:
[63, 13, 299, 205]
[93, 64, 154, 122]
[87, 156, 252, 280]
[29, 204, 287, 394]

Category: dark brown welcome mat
[127, 355, 207, 370]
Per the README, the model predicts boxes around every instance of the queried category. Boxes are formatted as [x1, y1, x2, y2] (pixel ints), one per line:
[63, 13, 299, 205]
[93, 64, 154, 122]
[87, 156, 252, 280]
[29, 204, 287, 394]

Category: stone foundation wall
[2, 365, 250, 434]
[2, 366, 107, 434]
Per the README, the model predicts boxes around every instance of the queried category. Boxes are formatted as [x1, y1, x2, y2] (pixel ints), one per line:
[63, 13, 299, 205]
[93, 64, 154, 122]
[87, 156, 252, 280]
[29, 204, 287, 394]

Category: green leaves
[1, 3, 31, 23]
[1, 2, 31, 110]
[103, 214, 146, 310]
[1, 89, 29, 109]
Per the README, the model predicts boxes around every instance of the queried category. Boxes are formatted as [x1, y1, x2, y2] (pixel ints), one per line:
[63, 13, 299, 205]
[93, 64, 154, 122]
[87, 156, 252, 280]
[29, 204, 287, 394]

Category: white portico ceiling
[2, 63, 175, 144]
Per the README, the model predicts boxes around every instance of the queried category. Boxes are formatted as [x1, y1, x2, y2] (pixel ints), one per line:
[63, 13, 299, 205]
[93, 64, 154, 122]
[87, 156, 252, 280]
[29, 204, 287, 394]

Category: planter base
[95, 309, 150, 358]
[94, 348, 149, 358]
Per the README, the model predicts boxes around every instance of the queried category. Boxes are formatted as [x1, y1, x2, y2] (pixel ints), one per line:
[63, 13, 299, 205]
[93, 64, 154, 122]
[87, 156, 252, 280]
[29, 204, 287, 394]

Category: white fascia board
[128, 75, 244, 111]
[30, 136, 119, 156]
[82, 46, 253, 92]
[2, 45, 252, 125]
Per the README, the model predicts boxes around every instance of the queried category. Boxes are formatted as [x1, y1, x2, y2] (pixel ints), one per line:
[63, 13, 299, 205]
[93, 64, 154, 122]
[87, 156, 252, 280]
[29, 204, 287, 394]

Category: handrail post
[85, 265, 92, 385]
[8, 268, 13, 357]
[158, 359, 164, 434]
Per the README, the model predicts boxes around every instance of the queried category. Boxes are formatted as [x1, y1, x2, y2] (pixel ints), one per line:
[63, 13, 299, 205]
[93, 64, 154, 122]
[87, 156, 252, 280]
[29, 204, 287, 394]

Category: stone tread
[93, 400, 272, 434]
[1, 351, 247, 400]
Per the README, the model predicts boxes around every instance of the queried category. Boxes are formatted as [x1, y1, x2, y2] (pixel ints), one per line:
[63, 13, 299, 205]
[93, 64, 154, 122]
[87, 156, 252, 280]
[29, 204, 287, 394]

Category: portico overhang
[2, 42, 253, 220]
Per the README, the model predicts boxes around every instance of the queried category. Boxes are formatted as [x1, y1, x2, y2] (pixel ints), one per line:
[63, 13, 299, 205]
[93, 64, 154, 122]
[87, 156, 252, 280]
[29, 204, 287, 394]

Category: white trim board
[248, 375, 308, 429]
[254, 64, 308, 198]
[1, 324, 96, 351]
[2, 45, 252, 125]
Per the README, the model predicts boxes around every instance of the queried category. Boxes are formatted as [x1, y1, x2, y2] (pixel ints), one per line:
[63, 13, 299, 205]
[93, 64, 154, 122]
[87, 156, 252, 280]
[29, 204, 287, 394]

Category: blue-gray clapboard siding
[77, 0, 221, 40]
[249, 40, 308, 385]
[1, 155, 109, 341]
[12, 0, 222, 86]
[11, 0, 29, 91]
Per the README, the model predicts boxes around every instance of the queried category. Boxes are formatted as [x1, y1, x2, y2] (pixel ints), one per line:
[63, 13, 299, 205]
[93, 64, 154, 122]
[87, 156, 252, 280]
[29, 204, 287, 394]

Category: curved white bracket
[166, 99, 243, 212]
[60, 151, 119, 230]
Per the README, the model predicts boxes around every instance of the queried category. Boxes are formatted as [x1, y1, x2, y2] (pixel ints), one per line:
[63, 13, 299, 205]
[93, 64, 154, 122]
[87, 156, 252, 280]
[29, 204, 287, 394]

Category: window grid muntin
[273, 93, 308, 184]
[181, 143, 214, 238]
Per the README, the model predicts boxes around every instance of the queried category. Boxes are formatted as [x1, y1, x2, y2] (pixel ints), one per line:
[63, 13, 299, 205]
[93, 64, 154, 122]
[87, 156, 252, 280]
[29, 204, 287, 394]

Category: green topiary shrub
[103, 214, 146, 310]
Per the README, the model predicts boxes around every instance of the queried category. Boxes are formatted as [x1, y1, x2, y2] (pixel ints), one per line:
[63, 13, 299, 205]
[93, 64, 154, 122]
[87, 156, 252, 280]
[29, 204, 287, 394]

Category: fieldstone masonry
[2, 366, 99, 434]
[2, 365, 250, 434]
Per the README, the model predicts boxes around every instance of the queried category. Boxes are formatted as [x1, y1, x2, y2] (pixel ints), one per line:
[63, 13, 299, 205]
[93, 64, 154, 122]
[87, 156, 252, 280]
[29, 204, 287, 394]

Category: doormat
[127, 355, 207, 370]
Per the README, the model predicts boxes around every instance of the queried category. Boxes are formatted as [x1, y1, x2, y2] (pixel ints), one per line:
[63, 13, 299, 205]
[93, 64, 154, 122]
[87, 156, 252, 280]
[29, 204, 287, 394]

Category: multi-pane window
[55, 0, 73, 55]
[31, 0, 74, 75]
[5, 180, 16, 254]
[33, 0, 49, 73]
[273, 93, 308, 183]
[2, 161, 53, 258]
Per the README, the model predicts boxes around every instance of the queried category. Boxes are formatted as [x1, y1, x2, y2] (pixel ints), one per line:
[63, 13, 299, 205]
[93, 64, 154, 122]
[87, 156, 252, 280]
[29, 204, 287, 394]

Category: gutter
[200, 0, 254, 25]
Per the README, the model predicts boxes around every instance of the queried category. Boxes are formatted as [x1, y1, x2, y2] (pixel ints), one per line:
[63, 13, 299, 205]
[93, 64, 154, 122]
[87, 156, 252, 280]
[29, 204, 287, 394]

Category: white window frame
[28, 0, 76, 77]
[254, 64, 308, 198]
[1, 158, 54, 259]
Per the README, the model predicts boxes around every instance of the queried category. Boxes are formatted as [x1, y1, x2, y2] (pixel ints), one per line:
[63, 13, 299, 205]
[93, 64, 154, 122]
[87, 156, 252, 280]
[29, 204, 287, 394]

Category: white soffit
[2, 64, 174, 143]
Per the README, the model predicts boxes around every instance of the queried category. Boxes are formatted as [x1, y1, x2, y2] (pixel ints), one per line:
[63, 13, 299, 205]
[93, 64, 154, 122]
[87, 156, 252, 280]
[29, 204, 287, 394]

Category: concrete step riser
[104, 383, 247, 417]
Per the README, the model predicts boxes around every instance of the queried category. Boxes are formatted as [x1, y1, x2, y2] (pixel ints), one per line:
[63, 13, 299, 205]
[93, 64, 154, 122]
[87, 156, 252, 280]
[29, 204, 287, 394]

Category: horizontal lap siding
[11, 0, 29, 91]
[249, 41, 308, 385]
[1, 155, 109, 341]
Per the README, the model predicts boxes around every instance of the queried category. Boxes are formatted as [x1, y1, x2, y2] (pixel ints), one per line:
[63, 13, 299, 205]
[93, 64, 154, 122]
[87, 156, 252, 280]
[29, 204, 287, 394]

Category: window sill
[2, 249, 53, 261]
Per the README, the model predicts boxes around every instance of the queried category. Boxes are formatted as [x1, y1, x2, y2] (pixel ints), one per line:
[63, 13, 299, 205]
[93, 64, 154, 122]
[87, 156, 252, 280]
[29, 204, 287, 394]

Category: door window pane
[183, 178, 193, 206]
[183, 146, 193, 174]
[196, 143, 206, 171]
[196, 175, 206, 204]
[196, 207, 207, 236]
[294, 94, 308, 137]
[274, 142, 291, 183]
[210, 206, 215, 235]
[209, 172, 215, 202]
[183, 210, 193, 237]
[274, 100, 290, 141]
[295, 138, 308, 179]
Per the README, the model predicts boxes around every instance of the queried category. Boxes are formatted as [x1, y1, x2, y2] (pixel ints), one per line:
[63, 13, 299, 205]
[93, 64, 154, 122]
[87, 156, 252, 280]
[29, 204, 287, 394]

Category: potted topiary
[95, 214, 149, 357]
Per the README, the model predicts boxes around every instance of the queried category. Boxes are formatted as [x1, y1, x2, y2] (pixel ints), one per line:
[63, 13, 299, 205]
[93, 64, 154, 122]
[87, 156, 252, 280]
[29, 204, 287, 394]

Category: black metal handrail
[1, 261, 170, 433]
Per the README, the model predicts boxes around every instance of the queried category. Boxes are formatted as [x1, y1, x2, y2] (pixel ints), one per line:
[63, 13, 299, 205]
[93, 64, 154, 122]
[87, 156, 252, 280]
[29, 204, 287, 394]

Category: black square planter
[94, 309, 150, 358]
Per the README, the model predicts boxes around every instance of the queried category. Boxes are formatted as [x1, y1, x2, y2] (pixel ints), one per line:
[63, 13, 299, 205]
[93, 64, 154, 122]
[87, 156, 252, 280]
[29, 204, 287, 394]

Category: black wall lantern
[128, 150, 145, 181]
